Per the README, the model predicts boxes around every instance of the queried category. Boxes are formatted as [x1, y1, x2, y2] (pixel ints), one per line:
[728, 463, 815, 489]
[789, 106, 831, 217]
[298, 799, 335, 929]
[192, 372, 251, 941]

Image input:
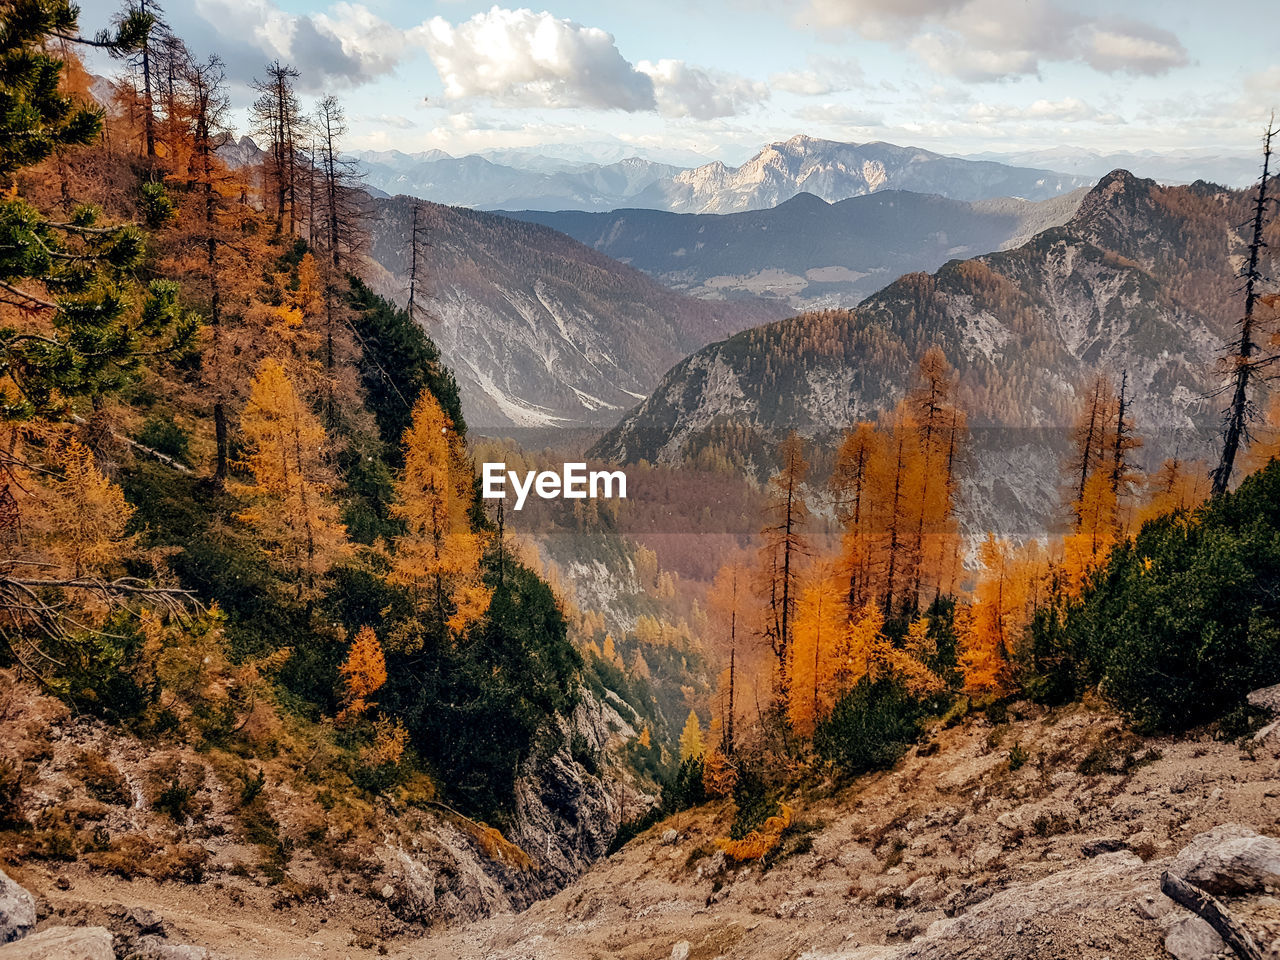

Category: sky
[75, 0, 1280, 167]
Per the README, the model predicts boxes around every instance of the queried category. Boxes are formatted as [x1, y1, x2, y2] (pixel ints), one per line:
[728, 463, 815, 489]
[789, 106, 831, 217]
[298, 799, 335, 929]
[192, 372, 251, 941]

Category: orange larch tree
[390, 390, 490, 632]
[233, 358, 350, 590]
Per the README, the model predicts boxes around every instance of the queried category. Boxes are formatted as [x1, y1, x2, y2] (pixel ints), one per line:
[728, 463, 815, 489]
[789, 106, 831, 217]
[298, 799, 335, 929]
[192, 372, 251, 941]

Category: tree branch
[1160, 871, 1265, 960]
[0, 281, 56, 311]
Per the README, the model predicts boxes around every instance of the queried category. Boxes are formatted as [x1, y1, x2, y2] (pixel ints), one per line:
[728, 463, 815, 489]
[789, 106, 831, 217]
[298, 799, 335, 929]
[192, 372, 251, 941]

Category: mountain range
[593, 171, 1276, 534]
[501, 189, 1087, 309]
[360, 197, 788, 429]
[962, 147, 1262, 189]
[354, 136, 1093, 213]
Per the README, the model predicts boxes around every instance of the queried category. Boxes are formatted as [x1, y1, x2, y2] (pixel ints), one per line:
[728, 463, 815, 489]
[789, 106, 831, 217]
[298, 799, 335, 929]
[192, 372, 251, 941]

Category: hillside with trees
[0, 0, 627, 935]
[594, 169, 1279, 534]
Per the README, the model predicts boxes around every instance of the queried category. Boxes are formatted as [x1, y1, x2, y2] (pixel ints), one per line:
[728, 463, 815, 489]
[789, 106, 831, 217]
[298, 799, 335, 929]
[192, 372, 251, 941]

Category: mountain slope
[502, 189, 1087, 309]
[362, 197, 788, 428]
[593, 171, 1276, 533]
[634, 136, 1092, 213]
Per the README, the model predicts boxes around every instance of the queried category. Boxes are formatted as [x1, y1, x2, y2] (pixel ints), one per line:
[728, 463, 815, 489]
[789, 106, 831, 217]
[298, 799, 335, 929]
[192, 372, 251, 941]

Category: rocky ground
[405, 697, 1280, 960]
[4, 695, 1280, 959]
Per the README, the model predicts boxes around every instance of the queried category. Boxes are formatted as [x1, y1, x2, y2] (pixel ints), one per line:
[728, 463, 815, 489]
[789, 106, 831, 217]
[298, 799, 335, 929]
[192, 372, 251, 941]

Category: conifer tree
[0, 0, 196, 420]
[39, 439, 135, 577]
[250, 61, 303, 233]
[390, 390, 489, 632]
[679, 709, 704, 762]
[760, 432, 808, 690]
[339, 625, 387, 720]
[1213, 122, 1276, 496]
[787, 562, 844, 736]
[233, 358, 349, 589]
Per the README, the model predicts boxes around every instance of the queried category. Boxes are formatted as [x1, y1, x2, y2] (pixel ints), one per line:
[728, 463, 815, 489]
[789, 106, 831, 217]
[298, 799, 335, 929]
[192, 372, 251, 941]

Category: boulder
[0, 926, 114, 960]
[0, 869, 35, 944]
[1163, 915, 1225, 960]
[1168, 824, 1280, 895]
[133, 937, 209, 960]
[1247, 683, 1280, 714]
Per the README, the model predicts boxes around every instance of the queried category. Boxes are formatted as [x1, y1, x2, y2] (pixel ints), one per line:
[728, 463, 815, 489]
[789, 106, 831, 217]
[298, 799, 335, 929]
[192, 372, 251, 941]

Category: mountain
[361, 197, 789, 429]
[593, 171, 1277, 534]
[354, 136, 1090, 214]
[962, 146, 1262, 189]
[354, 150, 682, 212]
[631, 136, 1093, 213]
[501, 189, 1087, 309]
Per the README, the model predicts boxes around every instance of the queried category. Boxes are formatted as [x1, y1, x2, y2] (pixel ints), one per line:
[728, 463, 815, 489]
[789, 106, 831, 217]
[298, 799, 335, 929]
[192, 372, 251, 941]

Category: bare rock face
[1168, 824, 1280, 896]
[508, 697, 618, 904]
[0, 926, 114, 960]
[1163, 915, 1225, 960]
[368, 690, 618, 927]
[0, 869, 35, 944]
[820, 851, 1161, 959]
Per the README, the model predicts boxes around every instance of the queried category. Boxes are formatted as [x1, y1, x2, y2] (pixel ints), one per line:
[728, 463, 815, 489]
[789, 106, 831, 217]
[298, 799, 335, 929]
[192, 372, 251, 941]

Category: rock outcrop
[0, 869, 35, 944]
[0, 926, 113, 960]
[1168, 824, 1280, 895]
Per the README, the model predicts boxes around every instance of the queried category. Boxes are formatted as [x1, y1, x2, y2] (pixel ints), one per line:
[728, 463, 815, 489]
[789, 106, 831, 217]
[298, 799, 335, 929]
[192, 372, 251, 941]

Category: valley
[3, 5, 1280, 960]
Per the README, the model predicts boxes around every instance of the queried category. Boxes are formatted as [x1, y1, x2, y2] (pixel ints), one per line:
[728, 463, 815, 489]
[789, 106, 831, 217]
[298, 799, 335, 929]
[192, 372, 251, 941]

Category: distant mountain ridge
[361, 197, 788, 429]
[501, 189, 1087, 309]
[354, 135, 1093, 214]
[592, 171, 1278, 534]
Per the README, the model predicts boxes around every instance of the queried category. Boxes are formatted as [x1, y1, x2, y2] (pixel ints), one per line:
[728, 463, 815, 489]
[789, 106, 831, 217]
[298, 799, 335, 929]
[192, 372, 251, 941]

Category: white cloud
[418, 8, 765, 119]
[797, 102, 884, 127]
[638, 60, 769, 119]
[770, 58, 865, 96]
[192, 0, 407, 89]
[803, 0, 1189, 81]
[966, 97, 1123, 124]
[1082, 20, 1190, 75]
[419, 7, 654, 111]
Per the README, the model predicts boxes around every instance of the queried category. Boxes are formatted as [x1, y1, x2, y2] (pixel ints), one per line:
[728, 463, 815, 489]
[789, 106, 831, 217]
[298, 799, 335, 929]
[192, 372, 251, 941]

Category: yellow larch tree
[905, 347, 965, 604]
[1137, 457, 1209, 527]
[760, 431, 809, 696]
[391, 390, 490, 632]
[233, 358, 350, 589]
[831, 422, 882, 609]
[39, 440, 136, 578]
[679, 709, 705, 762]
[339, 625, 387, 720]
[787, 562, 846, 736]
[958, 535, 1044, 695]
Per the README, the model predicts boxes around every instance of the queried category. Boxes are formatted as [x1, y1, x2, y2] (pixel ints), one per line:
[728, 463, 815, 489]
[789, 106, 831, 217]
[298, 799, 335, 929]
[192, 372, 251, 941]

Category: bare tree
[1212, 120, 1276, 496]
[250, 61, 305, 233]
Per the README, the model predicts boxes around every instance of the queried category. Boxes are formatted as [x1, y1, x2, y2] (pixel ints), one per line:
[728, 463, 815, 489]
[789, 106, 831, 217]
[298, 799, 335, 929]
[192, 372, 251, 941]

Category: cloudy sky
[76, 0, 1279, 166]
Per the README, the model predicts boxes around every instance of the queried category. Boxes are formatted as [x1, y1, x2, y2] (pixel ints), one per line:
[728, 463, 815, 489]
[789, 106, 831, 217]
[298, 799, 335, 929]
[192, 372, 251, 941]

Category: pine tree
[0, 0, 196, 420]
